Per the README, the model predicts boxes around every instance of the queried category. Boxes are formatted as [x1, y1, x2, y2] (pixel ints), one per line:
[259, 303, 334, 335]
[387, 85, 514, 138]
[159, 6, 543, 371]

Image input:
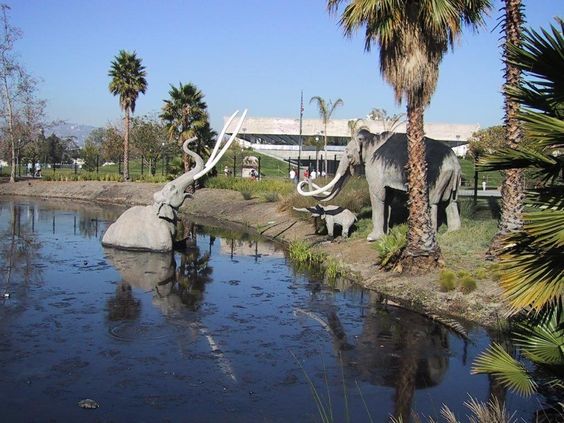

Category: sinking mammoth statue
[297, 129, 461, 241]
[102, 110, 247, 252]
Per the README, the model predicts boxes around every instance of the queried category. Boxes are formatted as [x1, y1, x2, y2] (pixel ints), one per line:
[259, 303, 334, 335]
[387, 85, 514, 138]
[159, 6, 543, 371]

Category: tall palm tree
[160, 82, 210, 172]
[309, 96, 343, 174]
[108, 50, 147, 181]
[488, 0, 525, 256]
[327, 0, 491, 271]
[473, 22, 564, 399]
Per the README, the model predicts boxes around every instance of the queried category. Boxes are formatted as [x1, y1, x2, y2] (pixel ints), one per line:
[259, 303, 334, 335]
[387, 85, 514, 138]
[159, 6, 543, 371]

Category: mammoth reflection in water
[104, 243, 212, 315]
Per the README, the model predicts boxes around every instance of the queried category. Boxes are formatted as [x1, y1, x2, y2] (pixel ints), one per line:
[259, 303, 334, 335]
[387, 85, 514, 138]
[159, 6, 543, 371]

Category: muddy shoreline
[0, 180, 507, 329]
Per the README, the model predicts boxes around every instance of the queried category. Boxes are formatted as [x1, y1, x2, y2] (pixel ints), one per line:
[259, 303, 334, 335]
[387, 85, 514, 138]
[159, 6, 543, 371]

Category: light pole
[161, 142, 165, 175]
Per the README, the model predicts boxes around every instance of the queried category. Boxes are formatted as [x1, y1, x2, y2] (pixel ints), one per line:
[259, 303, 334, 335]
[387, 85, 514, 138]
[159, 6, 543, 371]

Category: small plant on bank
[241, 190, 253, 200]
[474, 267, 488, 280]
[288, 241, 326, 266]
[325, 258, 346, 283]
[438, 269, 457, 292]
[373, 224, 407, 269]
[459, 275, 477, 294]
[263, 192, 279, 202]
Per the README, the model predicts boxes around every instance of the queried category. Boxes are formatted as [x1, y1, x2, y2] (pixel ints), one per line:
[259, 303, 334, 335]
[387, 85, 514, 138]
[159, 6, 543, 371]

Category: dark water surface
[0, 199, 543, 422]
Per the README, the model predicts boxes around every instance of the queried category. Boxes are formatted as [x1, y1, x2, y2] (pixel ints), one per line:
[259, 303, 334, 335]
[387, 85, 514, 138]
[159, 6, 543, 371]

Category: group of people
[26, 162, 42, 178]
[290, 167, 324, 183]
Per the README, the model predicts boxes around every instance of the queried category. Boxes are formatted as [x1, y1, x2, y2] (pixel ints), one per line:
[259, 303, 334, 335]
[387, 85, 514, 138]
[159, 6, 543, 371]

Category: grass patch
[240, 190, 253, 200]
[459, 275, 477, 293]
[263, 192, 280, 202]
[206, 176, 295, 198]
[438, 217, 497, 270]
[288, 241, 326, 265]
[287, 241, 347, 283]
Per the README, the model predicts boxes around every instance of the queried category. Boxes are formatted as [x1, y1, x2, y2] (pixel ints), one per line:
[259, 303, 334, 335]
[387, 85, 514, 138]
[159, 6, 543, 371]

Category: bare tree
[0, 4, 45, 182]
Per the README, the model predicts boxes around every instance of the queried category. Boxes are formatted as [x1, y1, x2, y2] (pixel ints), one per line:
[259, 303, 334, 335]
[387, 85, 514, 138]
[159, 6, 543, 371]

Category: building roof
[225, 116, 480, 146]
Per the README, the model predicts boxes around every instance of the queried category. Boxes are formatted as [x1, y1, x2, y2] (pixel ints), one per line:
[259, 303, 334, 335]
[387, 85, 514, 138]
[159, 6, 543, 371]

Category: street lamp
[161, 142, 165, 175]
[315, 135, 320, 174]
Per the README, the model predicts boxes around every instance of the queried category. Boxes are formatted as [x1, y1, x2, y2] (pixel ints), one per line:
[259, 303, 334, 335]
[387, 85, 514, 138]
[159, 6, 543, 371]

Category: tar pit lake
[0, 198, 546, 422]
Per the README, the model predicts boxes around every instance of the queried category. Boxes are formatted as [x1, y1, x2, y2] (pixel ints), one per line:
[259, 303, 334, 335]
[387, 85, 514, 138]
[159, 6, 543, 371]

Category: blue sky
[9, 0, 563, 131]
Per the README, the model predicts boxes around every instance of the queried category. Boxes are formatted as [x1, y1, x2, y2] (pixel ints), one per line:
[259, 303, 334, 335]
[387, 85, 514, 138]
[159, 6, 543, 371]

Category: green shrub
[241, 190, 253, 200]
[474, 267, 488, 280]
[459, 275, 477, 294]
[373, 224, 407, 268]
[325, 258, 346, 282]
[288, 241, 326, 266]
[457, 270, 472, 279]
[263, 192, 280, 202]
[439, 269, 457, 292]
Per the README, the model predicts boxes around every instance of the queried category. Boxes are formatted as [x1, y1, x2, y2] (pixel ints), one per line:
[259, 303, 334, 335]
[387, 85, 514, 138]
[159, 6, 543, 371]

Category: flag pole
[298, 90, 303, 183]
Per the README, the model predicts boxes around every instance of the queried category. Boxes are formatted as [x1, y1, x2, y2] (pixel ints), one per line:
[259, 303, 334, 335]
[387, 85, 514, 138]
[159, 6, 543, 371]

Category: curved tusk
[207, 110, 239, 165]
[297, 173, 342, 196]
[194, 109, 248, 180]
[310, 181, 331, 196]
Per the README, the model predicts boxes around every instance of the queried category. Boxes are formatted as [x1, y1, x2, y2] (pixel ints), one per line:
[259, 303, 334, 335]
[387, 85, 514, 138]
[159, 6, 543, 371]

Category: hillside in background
[48, 122, 97, 146]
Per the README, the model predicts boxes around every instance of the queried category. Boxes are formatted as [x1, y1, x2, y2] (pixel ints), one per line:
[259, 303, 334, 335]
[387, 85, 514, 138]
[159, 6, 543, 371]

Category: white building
[225, 116, 479, 160]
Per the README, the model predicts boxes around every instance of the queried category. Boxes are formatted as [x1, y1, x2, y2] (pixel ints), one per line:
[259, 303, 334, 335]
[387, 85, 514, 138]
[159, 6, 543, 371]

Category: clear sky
[8, 0, 563, 132]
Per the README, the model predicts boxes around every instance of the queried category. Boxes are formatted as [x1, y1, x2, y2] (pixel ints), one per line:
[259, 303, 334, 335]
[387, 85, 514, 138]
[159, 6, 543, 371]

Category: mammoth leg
[367, 188, 386, 242]
[342, 223, 350, 238]
[431, 204, 438, 233]
[326, 216, 335, 238]
[446, 200, 461, 232]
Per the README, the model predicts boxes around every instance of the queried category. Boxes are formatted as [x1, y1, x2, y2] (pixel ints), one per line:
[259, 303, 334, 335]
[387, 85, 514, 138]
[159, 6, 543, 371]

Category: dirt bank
[0, 179, 507, 329]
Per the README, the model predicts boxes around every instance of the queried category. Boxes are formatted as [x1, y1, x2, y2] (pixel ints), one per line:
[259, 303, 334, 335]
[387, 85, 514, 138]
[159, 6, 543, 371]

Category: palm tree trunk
[400, 100, 441, 272]
[488, 0, 524, 256]
[124, 110, 130, 181]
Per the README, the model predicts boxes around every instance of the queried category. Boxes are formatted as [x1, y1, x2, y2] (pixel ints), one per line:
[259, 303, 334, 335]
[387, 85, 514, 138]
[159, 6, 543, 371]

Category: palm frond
[526, 187, 564, 210]
[497, 239, 563, 312]
[522, 209, 564, 250]
[506, 22, 564, 117]
[471, 343, 537, 396]
[513, 310, 564, 365]
[477, 146, 558, 171]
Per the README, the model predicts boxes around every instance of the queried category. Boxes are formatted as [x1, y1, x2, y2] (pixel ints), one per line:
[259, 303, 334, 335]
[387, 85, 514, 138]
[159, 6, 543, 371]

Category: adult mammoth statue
[297, 129, 461, 241]
[102, 110, 247, 252]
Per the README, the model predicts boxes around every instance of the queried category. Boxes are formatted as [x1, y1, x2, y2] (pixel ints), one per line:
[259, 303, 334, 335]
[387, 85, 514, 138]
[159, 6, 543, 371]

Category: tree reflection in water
[0, 202, 42, 300]
[297, 286, 451, 422]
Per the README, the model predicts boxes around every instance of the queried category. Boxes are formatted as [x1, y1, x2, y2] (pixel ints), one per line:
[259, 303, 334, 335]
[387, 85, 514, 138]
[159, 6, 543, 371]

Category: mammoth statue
[298, 129, 461, 241]
[102, 110, 247, 252]
[293, 204, 357, 238]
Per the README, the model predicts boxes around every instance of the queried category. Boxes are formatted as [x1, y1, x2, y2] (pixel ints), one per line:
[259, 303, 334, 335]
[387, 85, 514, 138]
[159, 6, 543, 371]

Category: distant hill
[47, 123, 98, 147]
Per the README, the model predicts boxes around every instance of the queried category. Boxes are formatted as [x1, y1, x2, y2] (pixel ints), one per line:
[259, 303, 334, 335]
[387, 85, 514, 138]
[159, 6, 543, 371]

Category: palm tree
[309, 96, 343, 174]
[327, 0, 491, 272]
[108, 50, 147, 181]
[473, 22, 564, 399]
[488, 0, 525, 256]
[160, 82, 210, 172]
